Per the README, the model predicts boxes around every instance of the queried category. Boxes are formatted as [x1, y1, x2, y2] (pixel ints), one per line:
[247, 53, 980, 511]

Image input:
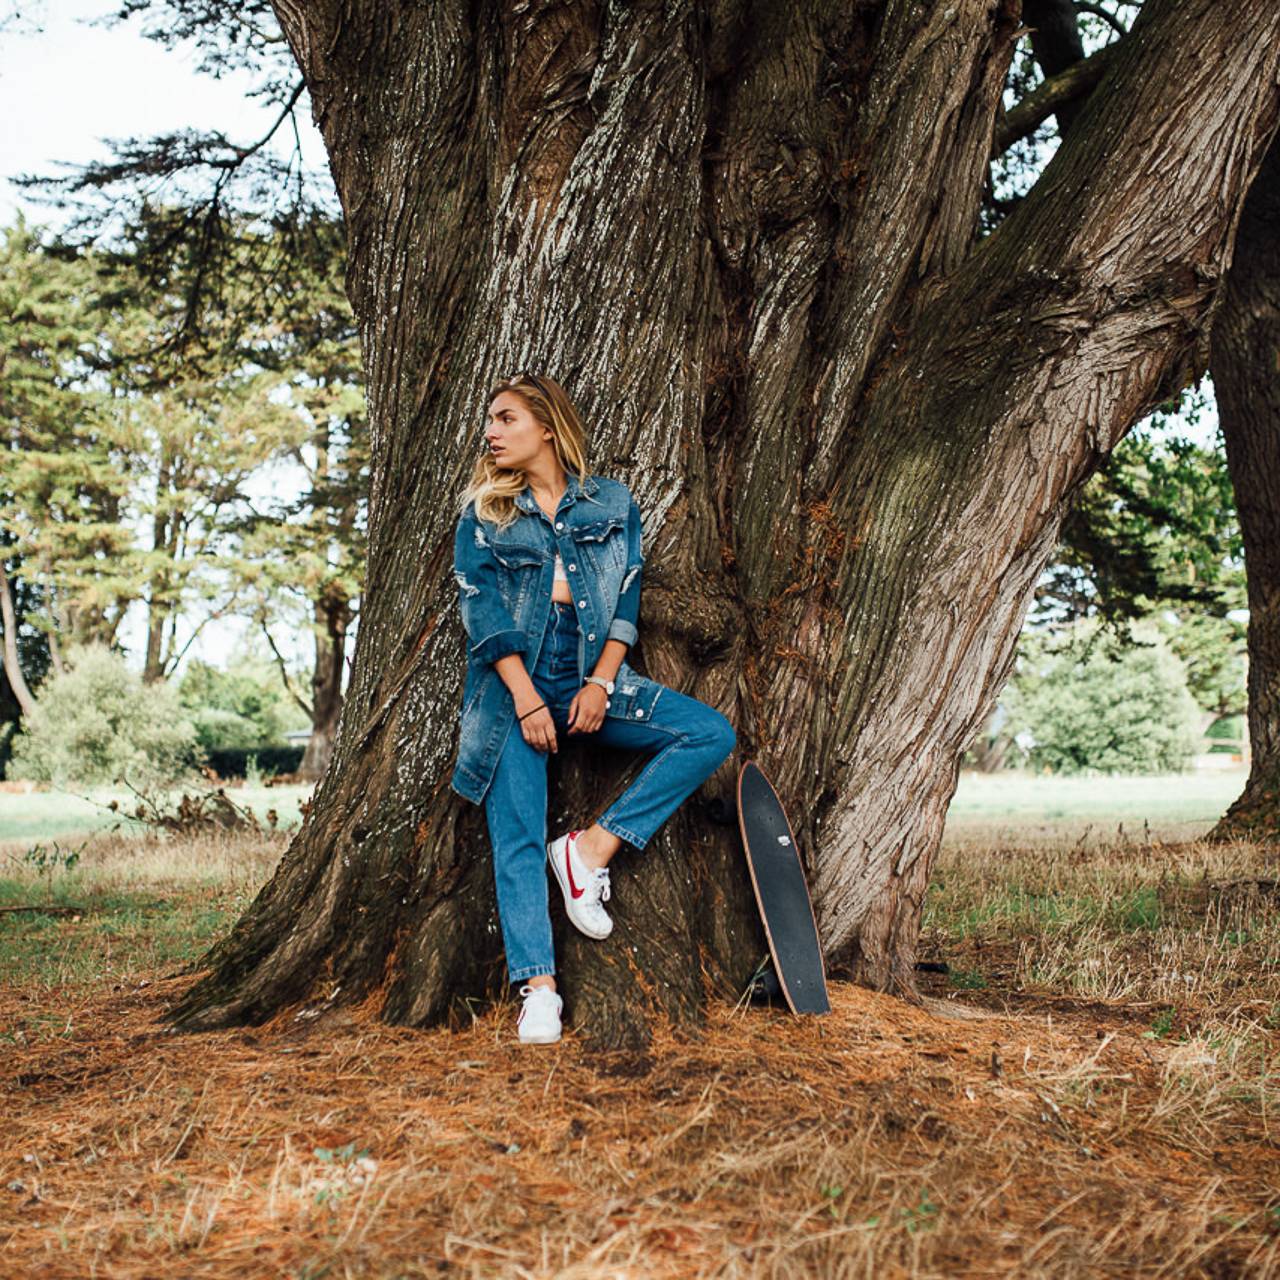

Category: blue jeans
[482, 600, 736, 983]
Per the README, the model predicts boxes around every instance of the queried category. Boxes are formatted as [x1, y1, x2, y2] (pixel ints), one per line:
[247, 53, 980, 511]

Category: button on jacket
[450, 473, 663, 805]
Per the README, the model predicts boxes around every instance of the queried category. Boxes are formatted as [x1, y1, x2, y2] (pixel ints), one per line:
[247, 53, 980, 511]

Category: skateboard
[736, 759, 831, 1015]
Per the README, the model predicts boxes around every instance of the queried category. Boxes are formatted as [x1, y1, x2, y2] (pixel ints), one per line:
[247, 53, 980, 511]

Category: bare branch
[260, 618, 314, 718]
[994, 42, 1118, 154]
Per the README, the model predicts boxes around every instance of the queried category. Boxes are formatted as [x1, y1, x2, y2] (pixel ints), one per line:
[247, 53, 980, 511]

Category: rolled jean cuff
[509, 962, 556, 983]
[606, 617, 638, 646]
[471, 629, 528, 665]
[597, 815, 647, 852]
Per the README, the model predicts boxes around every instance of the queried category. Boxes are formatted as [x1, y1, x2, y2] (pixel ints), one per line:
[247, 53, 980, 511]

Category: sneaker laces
[591, 866, 611, 903]
[520, 984, 558, 1005]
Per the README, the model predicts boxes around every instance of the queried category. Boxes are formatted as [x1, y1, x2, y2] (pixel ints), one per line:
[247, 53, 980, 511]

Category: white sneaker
[517, 984, 563, 1044]
[547, 829, 614, 939]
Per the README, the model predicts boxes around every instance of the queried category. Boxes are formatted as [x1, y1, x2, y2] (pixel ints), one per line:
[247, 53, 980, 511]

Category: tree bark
[143, 448, 173, 685]
[994, 40, 1115, 155]
[297, 580, 351, 781]
[0, 560, 36, 718]
[1209, 130, 1280, 841]
[166, 0, 1280, 1046]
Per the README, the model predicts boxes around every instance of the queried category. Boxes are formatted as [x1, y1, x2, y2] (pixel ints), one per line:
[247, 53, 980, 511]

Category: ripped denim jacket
[449, 472, 662, 805]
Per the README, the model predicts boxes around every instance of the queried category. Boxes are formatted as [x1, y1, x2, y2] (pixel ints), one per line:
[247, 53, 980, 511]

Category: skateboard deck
[736, 759, 831, 1015]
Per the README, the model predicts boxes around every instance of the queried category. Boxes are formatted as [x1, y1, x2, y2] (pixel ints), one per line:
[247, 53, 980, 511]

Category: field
[0, 771, 1276, 1277]
[0, 780, 313, 845]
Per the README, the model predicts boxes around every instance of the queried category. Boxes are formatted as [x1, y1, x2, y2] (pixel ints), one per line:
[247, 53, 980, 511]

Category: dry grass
[0, 826, 1278, 1277]
[0, 824, 283, 895]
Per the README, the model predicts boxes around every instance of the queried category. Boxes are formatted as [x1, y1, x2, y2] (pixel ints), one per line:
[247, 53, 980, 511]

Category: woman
[450, 372, 737, 1044]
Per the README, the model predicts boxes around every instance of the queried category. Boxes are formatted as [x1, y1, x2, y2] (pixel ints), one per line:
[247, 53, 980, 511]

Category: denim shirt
[450, 472, 664, 805]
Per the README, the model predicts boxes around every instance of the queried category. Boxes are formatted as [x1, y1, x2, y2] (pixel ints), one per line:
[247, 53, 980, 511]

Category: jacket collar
[514, 471, 599, 514]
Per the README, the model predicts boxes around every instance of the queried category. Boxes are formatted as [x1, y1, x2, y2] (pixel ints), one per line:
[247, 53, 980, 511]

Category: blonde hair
[458, 371, 591, 529]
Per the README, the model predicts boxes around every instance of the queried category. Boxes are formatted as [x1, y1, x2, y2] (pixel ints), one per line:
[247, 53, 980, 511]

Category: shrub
[7, 642, 201, 788]
[203, 745, 306, 780]
[1002, 622, 1199, 774]
[177, 656, 302, 751]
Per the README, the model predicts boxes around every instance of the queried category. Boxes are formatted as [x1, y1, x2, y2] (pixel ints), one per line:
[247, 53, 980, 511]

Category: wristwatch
[584, 675, 615, 695]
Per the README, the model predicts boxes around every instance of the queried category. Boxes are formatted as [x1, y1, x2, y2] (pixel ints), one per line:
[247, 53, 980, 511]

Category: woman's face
[485, 390, 553, 470]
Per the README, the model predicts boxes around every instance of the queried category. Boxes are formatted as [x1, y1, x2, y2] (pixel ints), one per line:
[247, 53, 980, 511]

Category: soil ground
[0, 787, 1277, 1277]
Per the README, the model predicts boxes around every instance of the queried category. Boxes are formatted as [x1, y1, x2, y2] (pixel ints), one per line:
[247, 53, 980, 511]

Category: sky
[1, 0, 333, 678]
[0, 0, 328, 228]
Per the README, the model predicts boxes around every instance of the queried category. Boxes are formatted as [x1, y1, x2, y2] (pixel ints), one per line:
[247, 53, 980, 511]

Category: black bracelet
[517, 703, 547, 722]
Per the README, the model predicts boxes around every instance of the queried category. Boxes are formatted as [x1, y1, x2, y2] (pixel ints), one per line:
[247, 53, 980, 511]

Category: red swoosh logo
[564, 831, 585, 898]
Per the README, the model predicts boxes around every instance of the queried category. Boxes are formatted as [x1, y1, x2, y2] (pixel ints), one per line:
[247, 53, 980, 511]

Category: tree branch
[0, 559, 37, 718]
[994, 42, 1118, 154]
[260, 618, 315, 718]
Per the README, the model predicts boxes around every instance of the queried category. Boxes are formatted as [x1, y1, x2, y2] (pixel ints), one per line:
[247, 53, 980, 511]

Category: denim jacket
[450, 472, 664, 805]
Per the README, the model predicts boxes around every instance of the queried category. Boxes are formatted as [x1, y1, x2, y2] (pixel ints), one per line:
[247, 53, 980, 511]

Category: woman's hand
[567, 683, 609, 734]
[516, 697, 558, 753]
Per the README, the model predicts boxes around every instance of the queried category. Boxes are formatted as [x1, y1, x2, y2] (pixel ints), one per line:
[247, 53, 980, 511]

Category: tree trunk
[166, 0, 1280, 1046]
[143, 449, 172, 684]
[0, 560, 36, 718]
[297, 581, 351, 781]
[1209, 130, 1280, 841]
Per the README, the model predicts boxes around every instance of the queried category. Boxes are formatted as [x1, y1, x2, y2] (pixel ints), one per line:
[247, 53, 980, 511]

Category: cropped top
[553, 551, 568, 583]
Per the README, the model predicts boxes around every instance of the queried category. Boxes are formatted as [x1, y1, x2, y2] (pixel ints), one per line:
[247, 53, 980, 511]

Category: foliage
[1002, 622, 1200, 775]
[0, 216, 295, 671]
[0, 217, 131, 656]
[218, 213, 368, 670]
[184, 745, 304, 781]
[9, 838, 87, 902]
[1015, 406, 1245, 752]
[1158, 613, 1246, 718]
[177, 654, 308, 750]
[1038, 399, 1242, 629]
[7, 642, 200, 788]
[126, 782, 264, 835]
[0, 210, 365, 725]
[12, 2, 333, 367]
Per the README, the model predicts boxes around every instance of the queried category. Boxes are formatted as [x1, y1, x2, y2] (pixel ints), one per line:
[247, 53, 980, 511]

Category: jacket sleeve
[453, 506, 530, 665]
[606, 494, 643, 647]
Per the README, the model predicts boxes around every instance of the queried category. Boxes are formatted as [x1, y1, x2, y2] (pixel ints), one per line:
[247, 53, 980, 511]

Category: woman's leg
[484, 723, 556, 985]
[483, 601, 588, 988]
[582, 687, 736, 857]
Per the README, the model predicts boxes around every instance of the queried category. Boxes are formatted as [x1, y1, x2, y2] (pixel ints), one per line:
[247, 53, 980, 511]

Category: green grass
[4, 770, 1243, 847]
[924, 829, 1280, 1020]
[0, 823, 286, 1002]
[933, 883, 1173, 938]
[0, 878, 248, 1002]
[944, 767, 1246, 846]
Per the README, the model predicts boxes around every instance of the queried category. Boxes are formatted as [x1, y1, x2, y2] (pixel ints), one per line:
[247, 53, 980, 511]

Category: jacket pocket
[488, 539, 545, 611]
[604, 660, 663, 722]
[489, 538, 545, 569]
[570, 514, 627, 570]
